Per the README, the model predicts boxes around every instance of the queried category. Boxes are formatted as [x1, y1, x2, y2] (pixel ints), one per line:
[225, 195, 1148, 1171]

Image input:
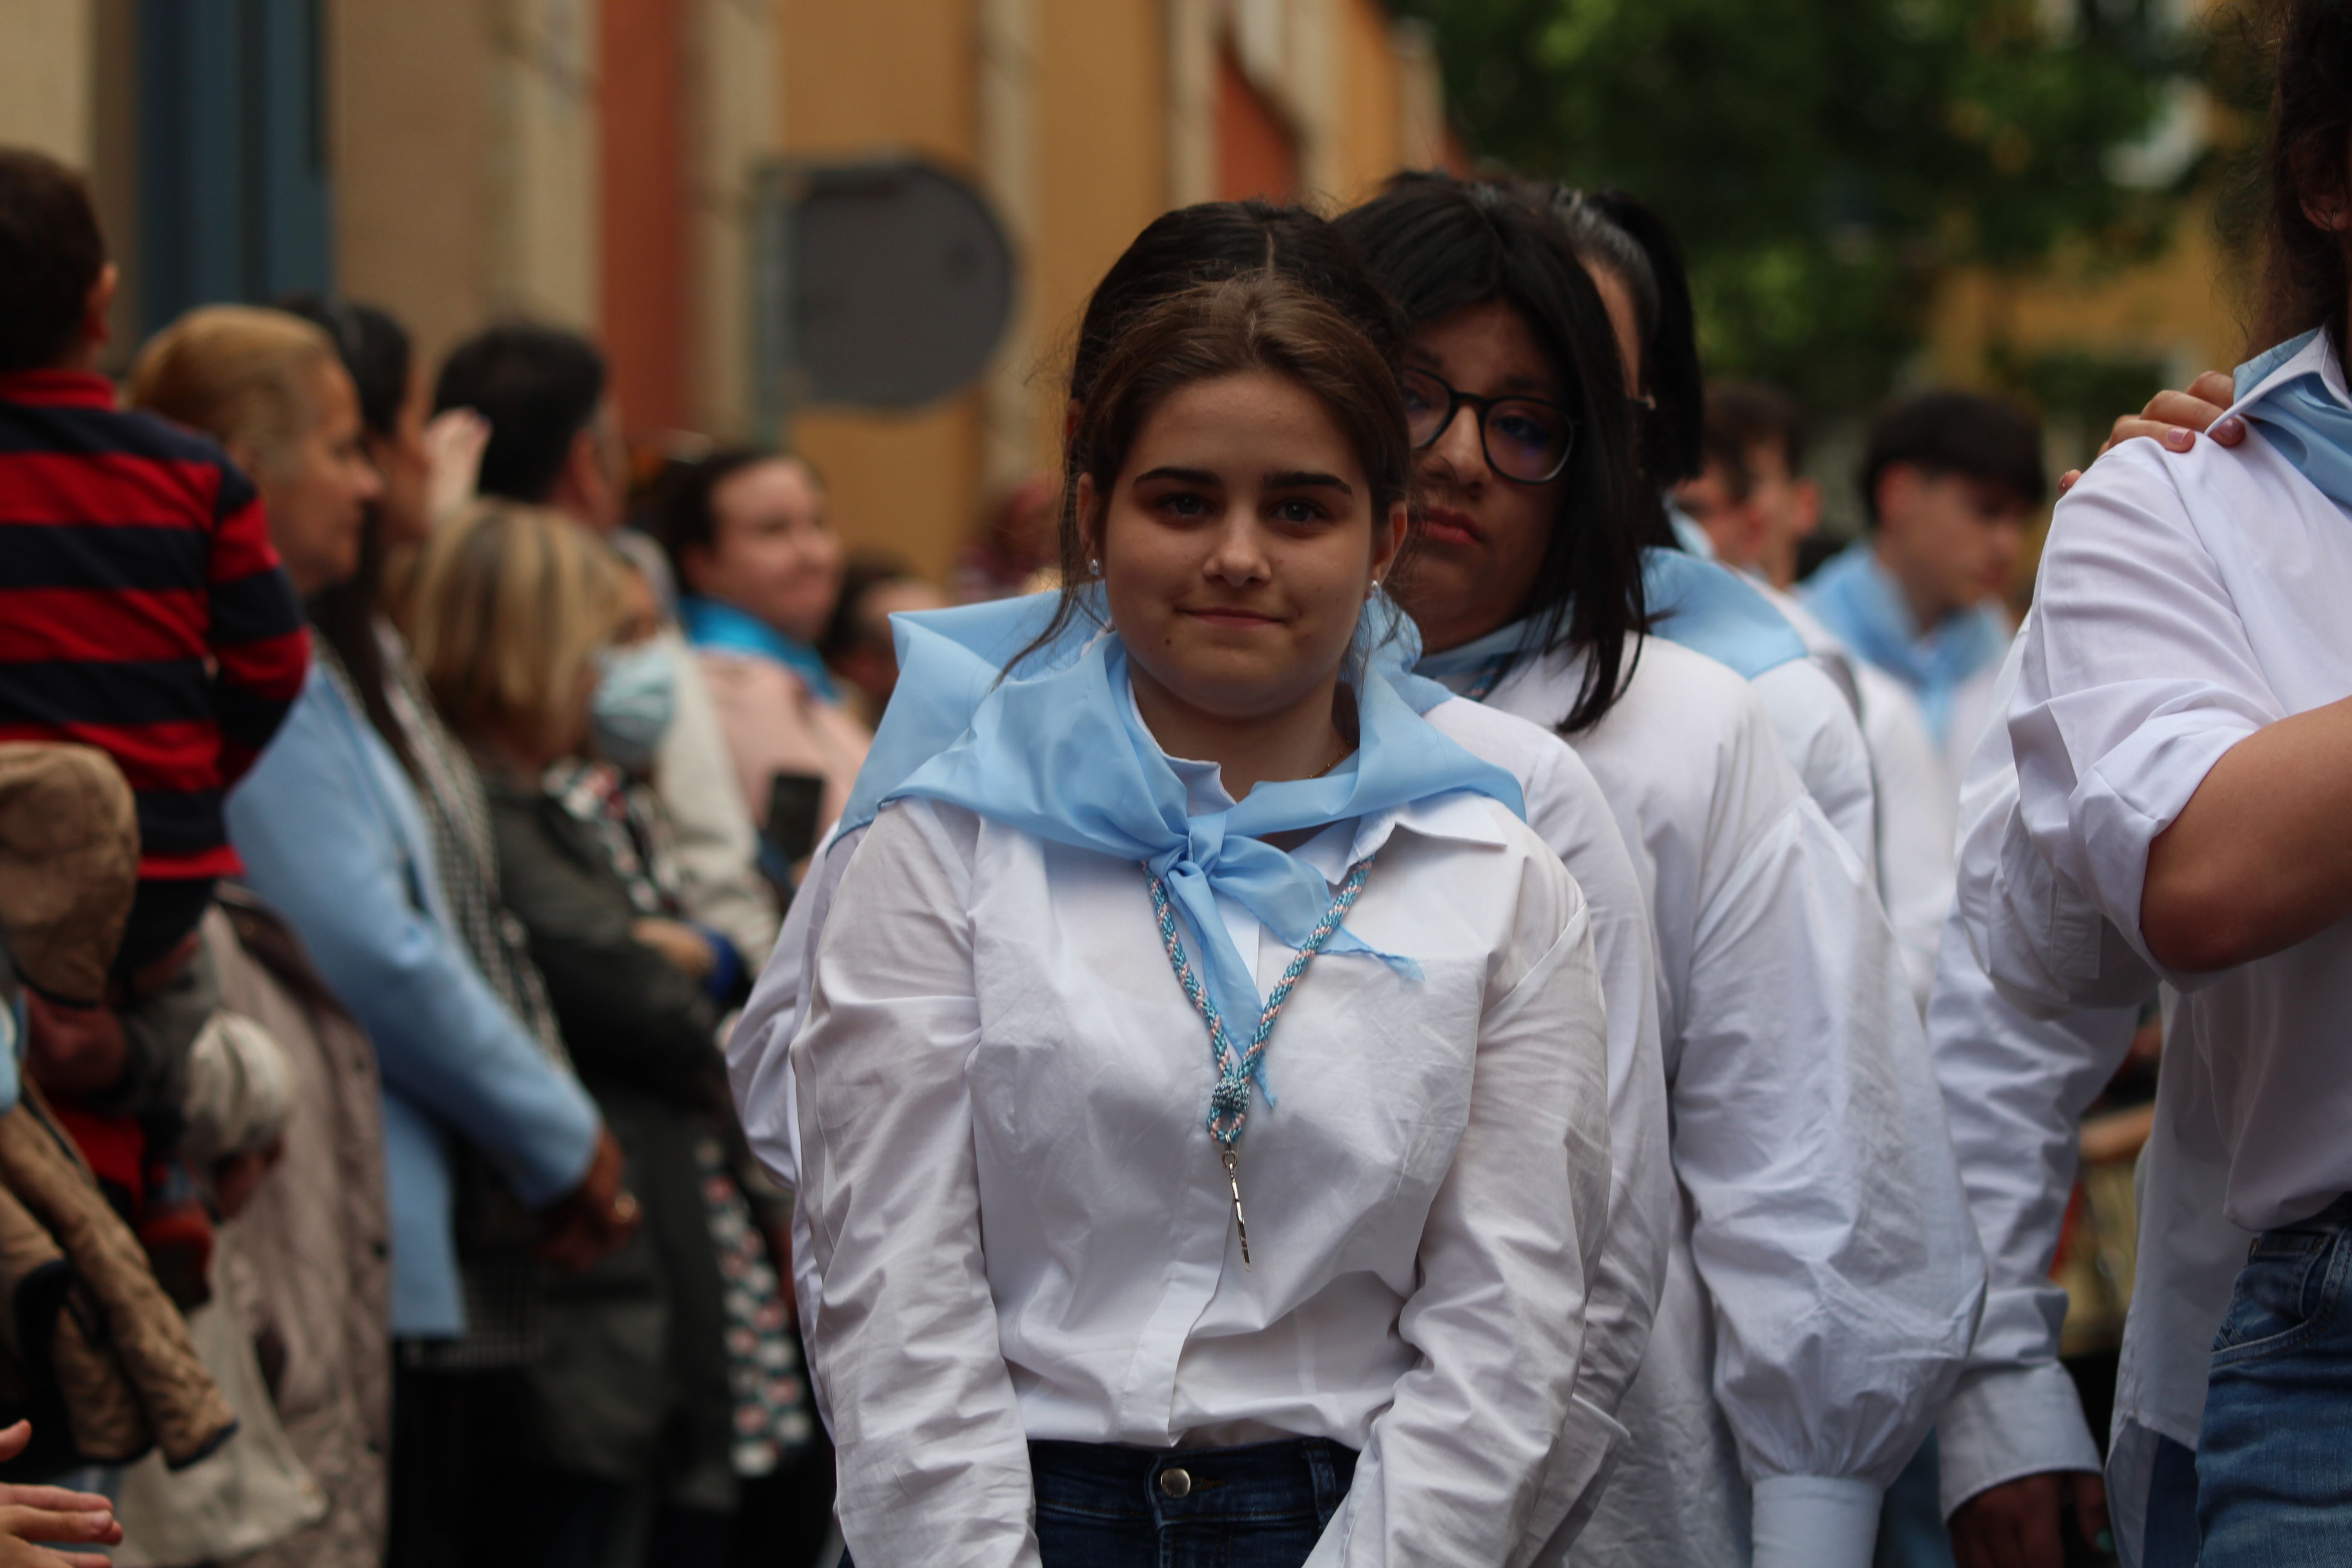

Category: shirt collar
[0, 370, 115, 410]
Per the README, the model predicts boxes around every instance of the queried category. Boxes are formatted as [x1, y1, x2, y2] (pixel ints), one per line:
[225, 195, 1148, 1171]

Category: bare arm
[2142, 692, 2352, 971]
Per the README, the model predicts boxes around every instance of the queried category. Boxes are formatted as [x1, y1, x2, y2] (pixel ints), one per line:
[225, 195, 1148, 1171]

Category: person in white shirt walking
[2009, 4, 2352, 1552]
[789, 272, 1616, 1567]
[1338, 173, 1984, 1568]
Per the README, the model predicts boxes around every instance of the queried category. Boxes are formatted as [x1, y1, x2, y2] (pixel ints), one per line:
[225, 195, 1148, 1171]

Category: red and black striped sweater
[0, 369, 309, 883]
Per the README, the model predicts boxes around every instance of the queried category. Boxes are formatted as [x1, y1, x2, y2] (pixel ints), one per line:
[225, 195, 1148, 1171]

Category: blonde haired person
[156, 324, 631, 1564]
[407, 501, 796, 1561]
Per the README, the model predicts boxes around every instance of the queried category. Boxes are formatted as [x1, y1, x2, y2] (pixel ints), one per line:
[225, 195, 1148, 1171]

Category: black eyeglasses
[1402, 368, 1576, 485]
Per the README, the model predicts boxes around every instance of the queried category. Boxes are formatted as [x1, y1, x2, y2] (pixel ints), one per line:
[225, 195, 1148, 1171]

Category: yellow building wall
[778, 0, 984, 583]
[1328, 0, 1406, 208]
[1030, 0, 1169, 475]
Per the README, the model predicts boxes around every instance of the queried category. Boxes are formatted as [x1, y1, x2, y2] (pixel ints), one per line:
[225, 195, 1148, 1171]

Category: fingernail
[2217, 416, 2244, 441]
[2166, 428, 2192, 448]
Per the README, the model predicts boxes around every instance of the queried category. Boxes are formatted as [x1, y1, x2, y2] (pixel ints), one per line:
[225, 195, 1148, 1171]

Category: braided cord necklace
[1145, 854, 1375, 1270]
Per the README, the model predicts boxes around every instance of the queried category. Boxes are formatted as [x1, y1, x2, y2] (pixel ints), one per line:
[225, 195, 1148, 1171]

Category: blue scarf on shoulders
[847, 590, 1523, 1058]
[2233, 329, 2352, 510]
[1800, 541, 2006, 745]
[1407, 546, 1808, 701]
[678, 595, 840, 703]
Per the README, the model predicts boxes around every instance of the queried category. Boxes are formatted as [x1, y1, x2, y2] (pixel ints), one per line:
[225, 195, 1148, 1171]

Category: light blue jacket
[227, 666, 600, 1337]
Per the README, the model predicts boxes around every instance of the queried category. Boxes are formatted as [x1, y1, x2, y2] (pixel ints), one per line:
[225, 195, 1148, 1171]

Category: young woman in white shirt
[791, 272, 1615, 1566]
[1336, 174, 1984, 1568]
[2009, 7, 2352, 1558]
[730, 203, 1673, 1558]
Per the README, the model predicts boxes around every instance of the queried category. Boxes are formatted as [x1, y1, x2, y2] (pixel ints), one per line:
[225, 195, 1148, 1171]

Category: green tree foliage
[1395, 0, 2194, 411]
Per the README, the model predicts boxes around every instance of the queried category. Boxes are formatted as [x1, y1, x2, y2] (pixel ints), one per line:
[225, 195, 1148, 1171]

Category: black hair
[432, 323, 607, 503]
[274, 292, 418, 773]
[1707, 382, 1809, 479]
[275, 292, 412, 438]
[1858, 391, 2047, 527]
[0, 147, 106, 374]
[822, 550, 922, 662]
[1338, 172, 1646, 734]
[1538, 187, 1706, 490]
[651, 446, 786, 595]
[2255, 0, 2352, 358]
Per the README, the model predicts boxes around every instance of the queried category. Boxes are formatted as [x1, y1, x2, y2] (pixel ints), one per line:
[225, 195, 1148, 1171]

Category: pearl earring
[1088, 558, 1102, 574]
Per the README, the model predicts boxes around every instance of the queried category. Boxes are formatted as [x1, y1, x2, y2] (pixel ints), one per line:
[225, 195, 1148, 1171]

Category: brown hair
[2255, 0, 2352, 356]
[398, 500, 628, 757]
[0, 147, 107, 373]
[126, 306, 339, 478]
[1024, 271, 1411, 663]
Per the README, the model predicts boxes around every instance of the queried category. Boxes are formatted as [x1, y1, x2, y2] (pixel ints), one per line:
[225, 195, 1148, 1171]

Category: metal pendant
[1222, 1146, 1251, 1270]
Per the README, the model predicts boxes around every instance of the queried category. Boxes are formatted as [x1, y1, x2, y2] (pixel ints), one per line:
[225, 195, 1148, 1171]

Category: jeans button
[1158, 1466, 1192, 1499]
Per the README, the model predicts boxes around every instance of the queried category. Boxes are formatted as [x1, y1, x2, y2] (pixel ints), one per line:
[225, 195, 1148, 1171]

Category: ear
[561, 426, 604, 504]
[1873, 463, 1922, 531]
[1372, 499, 1408, 583]
[1790, 475, 1823, 537]
[80, 264, 117, 355]
[2293, 140, 2352, 232]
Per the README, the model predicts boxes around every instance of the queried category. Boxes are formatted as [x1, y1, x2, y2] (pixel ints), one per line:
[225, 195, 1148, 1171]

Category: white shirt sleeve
[792, 801, 1040, 1568]
[1925, 912, 2132, 1514]
[2010, 446, 2278, 976]
[1751, 657, 1881, 882]
[1313, 861, 1613, 1566]
[1859, 665, 1956, 1015]
[1679, 794, 1986, 1567]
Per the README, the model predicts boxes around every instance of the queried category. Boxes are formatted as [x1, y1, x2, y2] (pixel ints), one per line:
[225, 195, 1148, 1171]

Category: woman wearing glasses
[1339, 175, 1983, 1568]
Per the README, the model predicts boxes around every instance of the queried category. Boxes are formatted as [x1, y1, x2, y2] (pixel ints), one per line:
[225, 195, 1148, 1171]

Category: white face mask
[588, 641, 677, 775]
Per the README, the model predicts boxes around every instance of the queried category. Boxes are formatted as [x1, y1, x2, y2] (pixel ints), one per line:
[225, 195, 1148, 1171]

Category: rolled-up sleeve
[2010, 447, 2279, 978]
[1313, 861, 1612, 1566]
[1676, 799, 1986, 1567]
[794, 801, 1039, 1568]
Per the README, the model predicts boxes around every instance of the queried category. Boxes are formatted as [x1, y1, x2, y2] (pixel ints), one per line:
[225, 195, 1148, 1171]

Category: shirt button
[1158, 1467, 1192, 1499]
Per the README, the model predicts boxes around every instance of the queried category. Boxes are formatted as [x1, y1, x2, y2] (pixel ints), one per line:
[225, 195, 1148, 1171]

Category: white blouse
[1451, 636, 1984, 1568]
[791, 771, 1612, 1566]
[2012, 330, 2352, 1233]
[728, 695, 1677, 1557]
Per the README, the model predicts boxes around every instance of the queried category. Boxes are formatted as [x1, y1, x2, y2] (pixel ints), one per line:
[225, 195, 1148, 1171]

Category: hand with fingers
[1948, 1469, 2111, 1568]
[2058, 371, 2243, 495]
[0, 1422, 122, 1568]
[422, 407, 491, 525]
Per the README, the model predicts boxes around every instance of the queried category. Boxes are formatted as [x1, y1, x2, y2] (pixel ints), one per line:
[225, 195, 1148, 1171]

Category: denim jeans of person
[842, 1436, 1357, 1568]
[2196, 1192, 2352, 1566]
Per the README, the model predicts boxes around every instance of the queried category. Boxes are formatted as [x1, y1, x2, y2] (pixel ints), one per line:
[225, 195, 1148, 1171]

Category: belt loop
[1306, 1437, 1338, 1524]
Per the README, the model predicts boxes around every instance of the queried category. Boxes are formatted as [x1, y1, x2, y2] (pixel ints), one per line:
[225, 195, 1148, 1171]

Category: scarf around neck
[2234, 329, 2352, 511]
[857, 593, 1524, 1056]
[679, 595, 839, 703]
[1800, 541, 2007, 745]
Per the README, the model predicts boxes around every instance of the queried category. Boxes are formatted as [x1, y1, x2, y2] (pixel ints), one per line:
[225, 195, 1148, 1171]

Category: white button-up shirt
[1447, 636, 1984, 1568]
[2012, 330, 2352, 1235]
[1945, 632, 2242, 1566]
[791, 767, 1612, 1566]
[729, 695, 1677, 1560]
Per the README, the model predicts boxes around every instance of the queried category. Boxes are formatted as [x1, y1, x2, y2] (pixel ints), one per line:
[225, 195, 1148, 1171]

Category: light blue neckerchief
[1406, 547, 1809, 702]
[1800, 540, 2007, 745]
[1642, 547, 1809, 680]
[679, 595, 840, 703]
[872, 612, 1524, 1064]
[2232, 329, 2352, 510]
[839, 588, 1460, 832]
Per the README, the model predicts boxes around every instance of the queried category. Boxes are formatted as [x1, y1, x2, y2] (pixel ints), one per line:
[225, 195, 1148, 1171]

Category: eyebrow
[1264, 470, 1353, 495]
[1133, 466, 1223, 487]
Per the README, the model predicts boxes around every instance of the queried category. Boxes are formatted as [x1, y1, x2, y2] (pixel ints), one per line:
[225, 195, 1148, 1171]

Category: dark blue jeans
[843, 1436, 1358, 1568]
[2197, 1192, 2352, 1565]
